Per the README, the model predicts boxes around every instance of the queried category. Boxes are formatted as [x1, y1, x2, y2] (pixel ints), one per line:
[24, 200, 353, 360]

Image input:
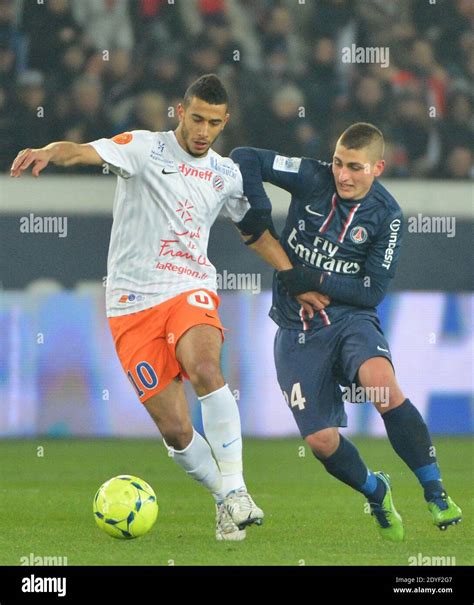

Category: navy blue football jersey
[231, 148, 404, 331]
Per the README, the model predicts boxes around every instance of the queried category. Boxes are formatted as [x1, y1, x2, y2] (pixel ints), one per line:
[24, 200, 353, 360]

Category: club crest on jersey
[187, 291, 215, 310]
[350, 226, 368, 244]
[150, 139, 166, 160]
[213, 175, 224, 191]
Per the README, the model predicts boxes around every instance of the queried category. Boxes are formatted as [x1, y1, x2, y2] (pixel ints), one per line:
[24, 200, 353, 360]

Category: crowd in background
[1, 0, 473, 177]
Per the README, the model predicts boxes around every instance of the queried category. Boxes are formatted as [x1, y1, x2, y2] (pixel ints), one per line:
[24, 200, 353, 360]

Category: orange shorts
[108, 289, 224, 403]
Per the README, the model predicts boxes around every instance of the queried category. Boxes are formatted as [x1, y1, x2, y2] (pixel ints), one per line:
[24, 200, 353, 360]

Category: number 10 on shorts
[283, 382, 306, 410]
[127, 361, 159, 398]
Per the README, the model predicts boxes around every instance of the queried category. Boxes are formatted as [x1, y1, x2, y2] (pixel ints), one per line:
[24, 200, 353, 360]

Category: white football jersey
[89, 130, 250, 317]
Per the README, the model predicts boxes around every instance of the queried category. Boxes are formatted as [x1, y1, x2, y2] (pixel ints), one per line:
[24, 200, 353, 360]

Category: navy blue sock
[316, 435, 386, 503]
[382, 399, 444, 501]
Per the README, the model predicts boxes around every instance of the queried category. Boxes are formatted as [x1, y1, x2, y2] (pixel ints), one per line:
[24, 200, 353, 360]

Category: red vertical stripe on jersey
[318, 194, 337, 233]
[299, 306, 310, 331]
[338, 203, 360, 243]
[318, 309, 331, 326]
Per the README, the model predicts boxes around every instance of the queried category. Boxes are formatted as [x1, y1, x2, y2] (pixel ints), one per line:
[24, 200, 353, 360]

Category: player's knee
[358, 357, 394, 388]
[162, 425, 194, 451]
[186, 358, 223, 391]
[305, 429, 340, 459]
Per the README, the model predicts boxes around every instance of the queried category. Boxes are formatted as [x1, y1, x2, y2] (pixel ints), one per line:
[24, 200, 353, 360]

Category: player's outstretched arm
[10, 143, 103, 178]
[243, 229, 292, 271]
[238, 229, 330, 315]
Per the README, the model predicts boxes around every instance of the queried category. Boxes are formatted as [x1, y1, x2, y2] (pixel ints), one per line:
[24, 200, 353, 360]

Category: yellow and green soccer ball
[93, 475, 158, 539]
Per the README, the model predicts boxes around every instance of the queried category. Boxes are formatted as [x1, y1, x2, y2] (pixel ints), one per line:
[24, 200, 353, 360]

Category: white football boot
[215, 502, 246, 541]
[224, 488, 264, 529]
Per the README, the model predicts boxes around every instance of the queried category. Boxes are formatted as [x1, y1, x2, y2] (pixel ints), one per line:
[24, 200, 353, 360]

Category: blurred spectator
[198, 0, 228, 25]
[356, 0, 411, 47]
[140, 49, 186, 99]
[0, 39, 14, 85]
[21, 0, 82, 75]
[254, 83, 308, 156]
[301, 37, 339, 134]
[206, 15, 240, 67]
[1, 0, 25, 71]
[0, 0, 471, 177]
[441, 147, 474, 179]
[345, 76, 390, 131]
[185, 36, 223, 84]
[391, 92, 440, 177]
[129, 0, 180, 48]
[126, 91, 168, 132]
[61, 77, 112, 142]
[55, 43, 87, 90]
[71, 0, 134, 51]
[294, 121, 324, 158]
[439, 92, 474, 159]
[259, 5, 303, 75]
[391, 38, 449, 116]
[14, 70, 57, 150]
[436, 0, 474, 75]
[0, 82, 15, 167]
[380, 140, 410, 178]
[312, 0, 354, 38]
[103, 48, 138, 105]
[179, 0, 227, 36]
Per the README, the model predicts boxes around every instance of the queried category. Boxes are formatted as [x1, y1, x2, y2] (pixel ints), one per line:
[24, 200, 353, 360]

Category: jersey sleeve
[220, 169, 251, 222]
[230, 147, 305, 210]
[88, 130, 153, 178]
[315, 268, 393, 308]
[365, 209, 404, 278]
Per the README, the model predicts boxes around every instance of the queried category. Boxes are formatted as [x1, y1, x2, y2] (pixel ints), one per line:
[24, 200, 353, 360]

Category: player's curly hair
[183, 74, 229, 108]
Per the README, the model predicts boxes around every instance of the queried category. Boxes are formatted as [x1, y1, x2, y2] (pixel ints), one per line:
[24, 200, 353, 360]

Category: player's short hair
[339, 122, 384, 160]
[183, 74, 229, 108]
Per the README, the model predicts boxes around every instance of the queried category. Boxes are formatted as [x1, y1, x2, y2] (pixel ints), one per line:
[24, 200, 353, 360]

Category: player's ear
[177, 103, 185, 122]
[373, 159, 385, 178]
[222, 113, 230, 129]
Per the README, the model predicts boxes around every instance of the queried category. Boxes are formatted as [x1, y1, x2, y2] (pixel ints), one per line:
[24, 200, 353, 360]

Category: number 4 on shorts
[283, 382, 306, 410]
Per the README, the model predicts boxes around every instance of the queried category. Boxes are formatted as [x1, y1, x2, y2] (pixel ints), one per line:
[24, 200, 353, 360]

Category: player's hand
[10, 148, 52, 178]
[296, 291, 331, 319]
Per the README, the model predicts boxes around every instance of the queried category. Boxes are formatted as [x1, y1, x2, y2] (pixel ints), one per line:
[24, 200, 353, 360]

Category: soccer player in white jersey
[10, 75, 275, 541]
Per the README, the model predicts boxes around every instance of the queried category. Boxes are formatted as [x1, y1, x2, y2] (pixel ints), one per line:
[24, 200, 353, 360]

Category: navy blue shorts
[273, 314, 393, 438]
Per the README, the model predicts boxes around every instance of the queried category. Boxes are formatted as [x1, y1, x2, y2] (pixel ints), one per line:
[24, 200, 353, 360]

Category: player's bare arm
[234, 195, 331, 315]
[10, 142, 103, 178]
[230, 147, 334, 316]
[244, 230, 330, 316]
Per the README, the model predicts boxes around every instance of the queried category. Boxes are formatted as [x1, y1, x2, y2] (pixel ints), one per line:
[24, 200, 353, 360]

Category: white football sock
[199, 384, 246, 496]
[163, 428, 224, 502]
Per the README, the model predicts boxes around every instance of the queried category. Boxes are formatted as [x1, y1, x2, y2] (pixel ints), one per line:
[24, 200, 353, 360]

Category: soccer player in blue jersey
[231, 122, 462, 541]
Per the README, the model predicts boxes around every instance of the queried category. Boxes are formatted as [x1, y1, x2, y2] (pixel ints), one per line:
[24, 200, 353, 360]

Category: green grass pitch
[0, 437, 471, 566]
